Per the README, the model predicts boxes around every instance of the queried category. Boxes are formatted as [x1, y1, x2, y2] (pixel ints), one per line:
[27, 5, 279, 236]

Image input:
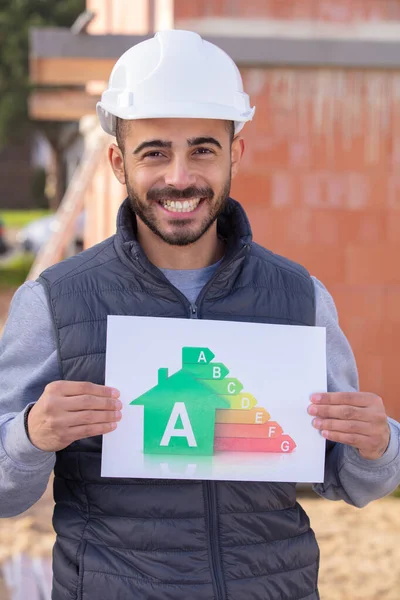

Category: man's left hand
[308, 392, 390, 460]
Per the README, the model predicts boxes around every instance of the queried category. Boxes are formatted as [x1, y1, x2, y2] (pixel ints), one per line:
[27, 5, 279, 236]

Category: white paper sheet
[102, 316, 327, 483]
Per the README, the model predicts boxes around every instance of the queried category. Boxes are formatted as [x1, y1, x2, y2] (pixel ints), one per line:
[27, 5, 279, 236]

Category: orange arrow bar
[215, 421, 283, 439]
[214, 434, 296, 453]
[215, 407, 270, 424]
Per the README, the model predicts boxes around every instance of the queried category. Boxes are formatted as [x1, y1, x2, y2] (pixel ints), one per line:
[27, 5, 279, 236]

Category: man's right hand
[27, 381, 122, 452]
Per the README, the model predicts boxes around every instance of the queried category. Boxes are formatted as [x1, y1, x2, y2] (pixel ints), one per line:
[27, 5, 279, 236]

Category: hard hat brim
[96, 101, 255, 137]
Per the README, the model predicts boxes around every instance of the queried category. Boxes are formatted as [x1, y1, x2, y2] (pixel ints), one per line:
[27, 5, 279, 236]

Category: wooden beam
[30, 57, 115, 85]
[29, 26, 400, 77]
[29, 89, 100, 120]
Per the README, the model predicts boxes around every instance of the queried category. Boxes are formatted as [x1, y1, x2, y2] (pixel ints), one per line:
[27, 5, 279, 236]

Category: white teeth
[159, 198, 202, 213]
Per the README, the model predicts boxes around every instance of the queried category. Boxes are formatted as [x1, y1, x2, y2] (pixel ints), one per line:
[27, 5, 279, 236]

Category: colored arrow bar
[205, 378, 244, 396]
[184, 362, 230, 380]
[214, 421, 283, 439]
[216, 407, 270, 424]
[214, 434, 296, 453]
[218, 392, 257, 409]
[182, 347, 215, 364]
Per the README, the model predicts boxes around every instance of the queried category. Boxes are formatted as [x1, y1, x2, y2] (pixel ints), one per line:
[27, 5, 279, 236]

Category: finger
[46, 380, 120, 399]
[69, 421, 118, 442]
[308, 403, 373, 422]
[60, 395, 122, 412]
[320, 429, 389, 460]
[318, 428, 370, 447]
[310, 392, 377, 408]
[312, 418, 372, 436]
[65, 410, 122, 427]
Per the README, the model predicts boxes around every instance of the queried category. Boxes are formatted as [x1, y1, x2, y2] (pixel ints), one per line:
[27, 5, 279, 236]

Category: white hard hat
[96, 29, 255, 136]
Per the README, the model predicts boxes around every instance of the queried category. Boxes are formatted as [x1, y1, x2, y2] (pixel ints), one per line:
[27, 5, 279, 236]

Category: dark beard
[126, 178, 231, 247]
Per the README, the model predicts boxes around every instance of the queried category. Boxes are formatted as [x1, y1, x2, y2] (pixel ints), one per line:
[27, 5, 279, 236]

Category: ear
[231, 137, 244, 179]
[108, 143, 126, 185]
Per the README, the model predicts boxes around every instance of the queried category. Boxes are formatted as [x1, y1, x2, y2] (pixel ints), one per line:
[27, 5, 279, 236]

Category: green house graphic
[130, 348, 230, 456]
[130, 346, 297, 457]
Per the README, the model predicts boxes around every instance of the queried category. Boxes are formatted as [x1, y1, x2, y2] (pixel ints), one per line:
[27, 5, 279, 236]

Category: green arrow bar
[220, 393, 257, 410]
[182, 347, 215, 365]
[184, 362, 229, 380]
[205, 378, 243, 395]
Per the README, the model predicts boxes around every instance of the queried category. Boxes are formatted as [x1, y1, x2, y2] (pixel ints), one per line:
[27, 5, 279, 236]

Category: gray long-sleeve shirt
[0, 270, 399, 518]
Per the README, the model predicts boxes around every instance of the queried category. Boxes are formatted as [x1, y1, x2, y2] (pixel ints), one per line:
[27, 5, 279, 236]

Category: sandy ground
[0, 482, 399, 599]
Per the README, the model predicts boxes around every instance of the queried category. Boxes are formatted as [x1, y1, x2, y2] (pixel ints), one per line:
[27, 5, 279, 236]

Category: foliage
[31, 166, 48, 208]
[0, 0, 85, 147]
[0, 209, 52, 228]
[0, 252, 35, 288]
[392, 486, 400, 498]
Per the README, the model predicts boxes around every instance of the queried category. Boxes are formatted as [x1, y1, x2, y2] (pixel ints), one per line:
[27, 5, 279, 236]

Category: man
[0, 30, 399, 600]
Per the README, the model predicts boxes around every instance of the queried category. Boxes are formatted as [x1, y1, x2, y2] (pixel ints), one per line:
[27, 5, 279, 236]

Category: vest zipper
[204, 481, 225, 600]
[131, 244, 249, 600]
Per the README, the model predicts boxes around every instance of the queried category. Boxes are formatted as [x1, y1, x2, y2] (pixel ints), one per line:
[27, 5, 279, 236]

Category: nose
[164, 156, 196, 190]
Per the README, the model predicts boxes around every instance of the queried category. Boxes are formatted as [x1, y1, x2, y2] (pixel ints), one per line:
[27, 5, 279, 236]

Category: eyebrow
[133, 136, 222, 155]
[187, 137, 222, 149]
[133, 140, 172, 154]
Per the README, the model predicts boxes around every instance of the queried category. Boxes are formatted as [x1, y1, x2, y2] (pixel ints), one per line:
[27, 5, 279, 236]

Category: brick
[380, 390, 400, 421]
[342, 318, 386, 357]
[357, 356, 384, 395]
[233, 171, 304, 210]
[231, 172, 273, 207]
[329, 285, 385, 321]
[279, 245, 346, 286]
[387, 212, 400, 242]
[382, 355, 400, 420]
[384, 288, 400, 323]
[302, 172, 372, 211]
[346, 245, 400, 284]
[310, 210, 386, 246]
[387, 175, 400, 209]
[382, 321, 400, 355]
[247, 207, 312, 248]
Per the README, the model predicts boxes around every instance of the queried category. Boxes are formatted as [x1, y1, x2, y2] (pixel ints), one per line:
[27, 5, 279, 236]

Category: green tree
[0, 0, 85, 208]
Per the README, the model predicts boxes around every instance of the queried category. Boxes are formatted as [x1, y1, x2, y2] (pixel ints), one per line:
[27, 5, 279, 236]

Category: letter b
[213, 366, 221, 379]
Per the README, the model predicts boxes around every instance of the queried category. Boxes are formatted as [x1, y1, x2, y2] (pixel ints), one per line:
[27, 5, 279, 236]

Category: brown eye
[194, 148, 213, 155]
[143, 152, 165, 159]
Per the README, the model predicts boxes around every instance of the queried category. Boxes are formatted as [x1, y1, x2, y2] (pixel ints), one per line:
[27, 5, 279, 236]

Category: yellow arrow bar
[216, 407, 270, 424]
[220, 392, 257, 410]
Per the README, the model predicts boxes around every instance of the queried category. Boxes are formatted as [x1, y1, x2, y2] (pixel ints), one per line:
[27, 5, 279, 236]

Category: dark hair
[115, 118, 235, 152]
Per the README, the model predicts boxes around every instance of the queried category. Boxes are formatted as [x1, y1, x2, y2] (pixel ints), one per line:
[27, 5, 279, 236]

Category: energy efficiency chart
[130, 346, 296, 456]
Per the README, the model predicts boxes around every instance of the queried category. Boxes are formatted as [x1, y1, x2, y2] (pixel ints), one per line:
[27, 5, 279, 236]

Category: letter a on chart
[160, 402, 198, 447]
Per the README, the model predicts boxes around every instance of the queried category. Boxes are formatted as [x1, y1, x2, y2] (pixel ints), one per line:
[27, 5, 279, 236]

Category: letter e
[255, 411, 263, 424]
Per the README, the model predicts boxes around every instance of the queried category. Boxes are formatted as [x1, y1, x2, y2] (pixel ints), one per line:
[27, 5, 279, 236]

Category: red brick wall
[174, 0, 400, 419]
[175, 0, 400, 22]
[229, 68, 400, 419]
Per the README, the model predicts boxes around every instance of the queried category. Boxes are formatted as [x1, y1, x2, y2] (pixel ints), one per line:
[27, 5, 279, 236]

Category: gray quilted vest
[39, 198, 320, 600]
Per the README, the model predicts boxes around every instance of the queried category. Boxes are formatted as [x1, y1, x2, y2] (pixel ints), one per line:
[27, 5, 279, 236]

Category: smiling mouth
[157, 198, 204, 213]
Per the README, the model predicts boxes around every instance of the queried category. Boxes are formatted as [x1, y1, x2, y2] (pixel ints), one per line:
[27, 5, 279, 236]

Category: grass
[392, 486, 400, 498]
[0, 253, 35, 288]
[0, 209, 52, 229]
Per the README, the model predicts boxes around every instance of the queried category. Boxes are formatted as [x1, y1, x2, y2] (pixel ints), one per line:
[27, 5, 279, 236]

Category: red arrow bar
[214, 421, 283, 439]
[214, 434, 296, 453]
